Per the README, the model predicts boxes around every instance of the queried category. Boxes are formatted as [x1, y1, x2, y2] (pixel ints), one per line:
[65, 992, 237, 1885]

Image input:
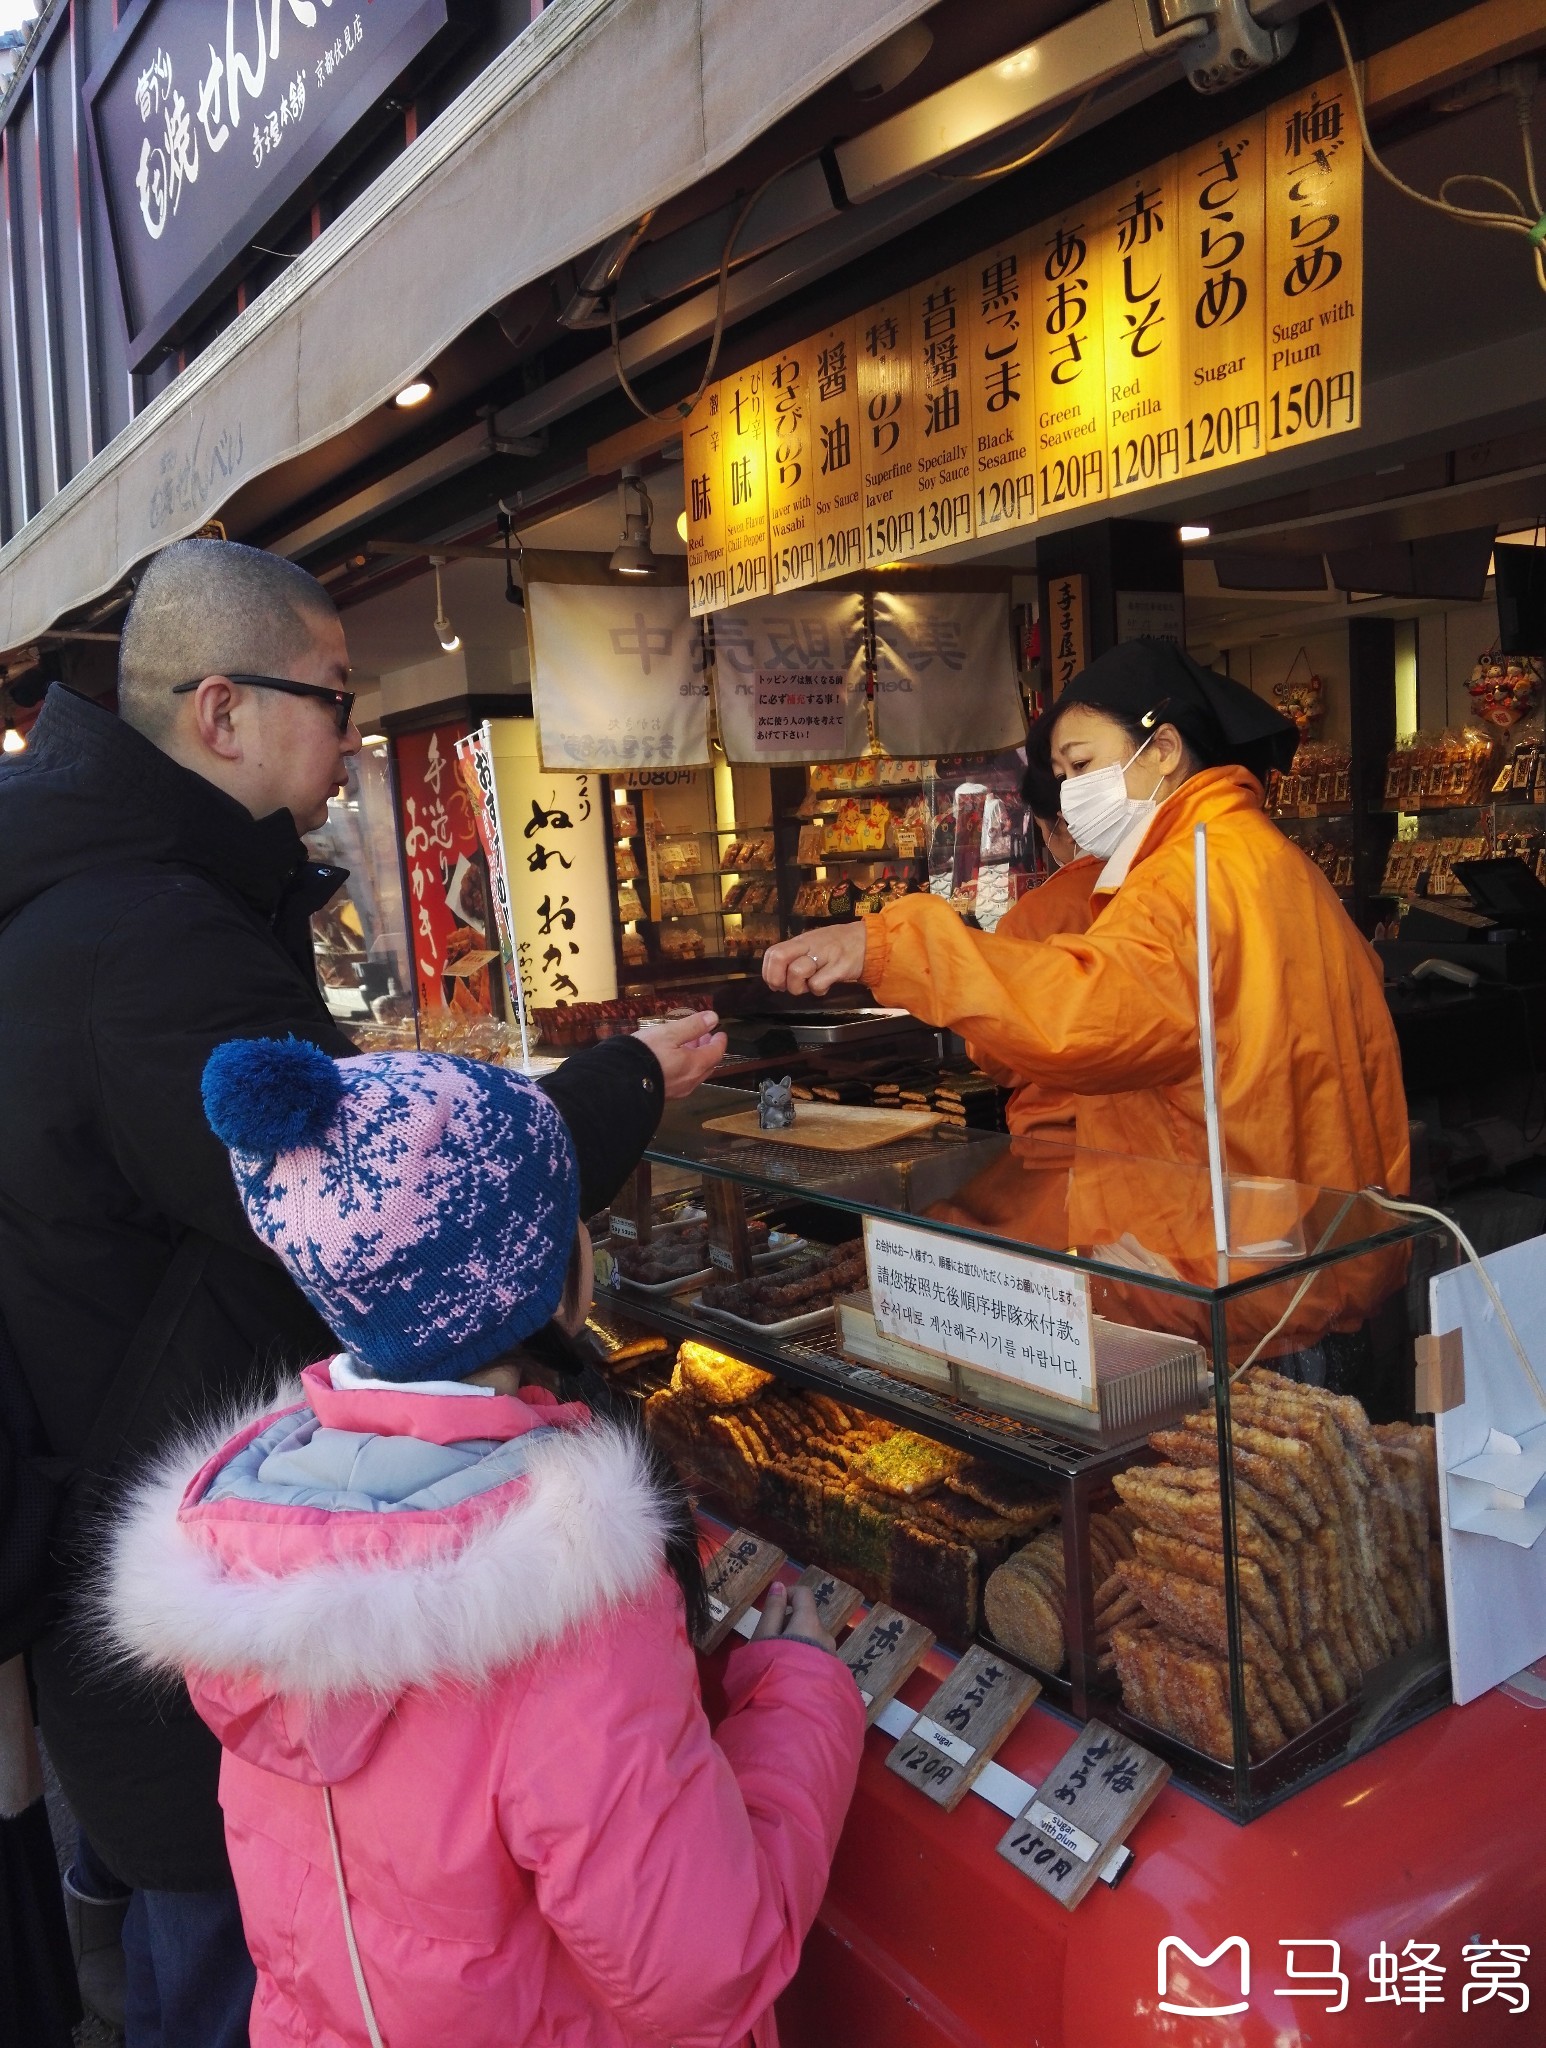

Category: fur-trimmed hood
[101, 1364, 674, 1786]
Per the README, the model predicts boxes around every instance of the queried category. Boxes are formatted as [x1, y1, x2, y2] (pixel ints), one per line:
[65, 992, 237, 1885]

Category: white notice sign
[864, 1218, 1095, 1409]
[753, 670, 849, 755]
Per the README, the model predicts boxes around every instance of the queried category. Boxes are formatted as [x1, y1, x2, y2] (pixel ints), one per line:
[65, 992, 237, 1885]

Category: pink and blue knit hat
[201, 1037, 580, 1383]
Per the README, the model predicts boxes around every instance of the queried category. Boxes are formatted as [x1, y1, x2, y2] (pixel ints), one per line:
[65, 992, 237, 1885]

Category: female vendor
[762, 639, 1410, 1341]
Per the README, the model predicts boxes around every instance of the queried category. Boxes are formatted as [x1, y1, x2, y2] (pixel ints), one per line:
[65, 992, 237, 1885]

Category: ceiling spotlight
[2, 719, 23, 754]
[1180, 524, 1211, 543]
[676, 509, 689, 543]
[393, 372, 437, 409]
[498, 504, 525, 609]
[430, 557, 461, 653]
[609, 466, 660, 577]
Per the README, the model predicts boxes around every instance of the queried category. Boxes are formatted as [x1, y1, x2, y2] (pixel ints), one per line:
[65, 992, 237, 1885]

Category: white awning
[0, 0, 939, 652]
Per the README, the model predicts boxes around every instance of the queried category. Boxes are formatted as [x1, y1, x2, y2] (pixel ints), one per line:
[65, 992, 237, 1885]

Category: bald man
[0, 540, 722, 2047]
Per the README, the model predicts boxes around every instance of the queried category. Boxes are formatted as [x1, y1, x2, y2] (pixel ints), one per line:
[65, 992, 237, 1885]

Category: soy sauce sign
[85, 0, 449, 368]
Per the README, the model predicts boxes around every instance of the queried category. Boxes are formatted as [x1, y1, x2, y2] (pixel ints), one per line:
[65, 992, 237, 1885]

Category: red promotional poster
[394, 723, 499, 1016]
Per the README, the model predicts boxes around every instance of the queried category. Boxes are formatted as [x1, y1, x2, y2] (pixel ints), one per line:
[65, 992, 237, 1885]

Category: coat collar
[1091, 765, 1264, 898]
[300, 1358, 591, 1448]
[14, 685, 346, 924]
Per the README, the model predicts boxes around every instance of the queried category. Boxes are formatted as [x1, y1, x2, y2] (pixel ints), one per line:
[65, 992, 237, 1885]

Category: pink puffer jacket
[104, 1361, 864, 2048]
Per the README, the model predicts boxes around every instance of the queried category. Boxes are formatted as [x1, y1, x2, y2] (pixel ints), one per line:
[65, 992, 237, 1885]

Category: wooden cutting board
[701, 1104, 941, 1150]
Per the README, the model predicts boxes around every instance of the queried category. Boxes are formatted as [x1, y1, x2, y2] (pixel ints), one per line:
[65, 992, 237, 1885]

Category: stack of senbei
[644, 1342, 1054, 1643]
[1103, 1369, 1441, 1765]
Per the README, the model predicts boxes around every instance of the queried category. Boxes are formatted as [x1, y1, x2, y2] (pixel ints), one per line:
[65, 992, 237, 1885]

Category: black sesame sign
[84, 0, 449, 368]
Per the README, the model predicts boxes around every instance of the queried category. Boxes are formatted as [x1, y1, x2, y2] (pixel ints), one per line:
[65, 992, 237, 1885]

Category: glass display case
[306, 741, 415, 1029]
[592, 1086, 1450, 1822]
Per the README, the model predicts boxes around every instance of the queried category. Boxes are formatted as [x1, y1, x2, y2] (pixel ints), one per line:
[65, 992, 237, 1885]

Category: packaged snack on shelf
[721, 878, 747, 912]
[621, 928, 648, 968]
[863, 799, 892, 851]
[616, 881, 645, 922]
[796, 822, 825, 864]
[613, 842, 640, 882]
[659, 925, 707, 961]
[612, 797, 639, 841]
[657, 839, 701, 879]
[660, 879, 699, 917]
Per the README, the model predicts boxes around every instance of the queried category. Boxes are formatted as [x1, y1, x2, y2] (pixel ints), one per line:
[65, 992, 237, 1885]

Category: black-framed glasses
[172, 673, 356, 734]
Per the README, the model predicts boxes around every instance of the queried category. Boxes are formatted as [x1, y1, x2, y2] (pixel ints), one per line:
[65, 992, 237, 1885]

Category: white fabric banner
[711, 593, 869, 762]
[871, 591, 1026, 756]
[528, 582, 709, 772]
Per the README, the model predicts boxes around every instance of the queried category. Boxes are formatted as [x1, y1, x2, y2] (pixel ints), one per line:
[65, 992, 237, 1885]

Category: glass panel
[306, 744, 415, 1035]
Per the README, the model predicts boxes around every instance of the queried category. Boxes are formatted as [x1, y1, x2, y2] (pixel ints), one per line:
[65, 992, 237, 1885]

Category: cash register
[1379, 857, 1546, 985]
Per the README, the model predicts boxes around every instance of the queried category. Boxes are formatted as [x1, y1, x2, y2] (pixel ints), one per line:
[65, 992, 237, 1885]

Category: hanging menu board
[1263, 73, 1363, 452]
[685, 80, 1362, 612]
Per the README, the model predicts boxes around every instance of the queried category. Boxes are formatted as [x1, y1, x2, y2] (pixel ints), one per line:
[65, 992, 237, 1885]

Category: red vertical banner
[394, 722, 499, 1017]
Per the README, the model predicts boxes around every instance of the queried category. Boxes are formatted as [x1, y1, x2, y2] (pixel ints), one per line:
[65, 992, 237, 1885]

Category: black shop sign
[85, 0, 448, 369]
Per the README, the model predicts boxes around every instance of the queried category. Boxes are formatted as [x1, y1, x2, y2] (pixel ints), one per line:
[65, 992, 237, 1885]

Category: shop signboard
[1100, 161, 1183, 500]
[966, 233, 1037, 541]
[1032, 200, 1109, 520]
[85, 0, 448, 369]
[488, 720, 617, 1011]
[864, 1216, 1096, 1409]
[1176, 115, 1268, 480]
[1048, 572, 1089, 693]
[720, 361, 772, 605]
[763, 342, 818, 594]
[870, 591, 1025, 757]
[710, 592, 868, 762]
[909, 262, 977, 555]
[684, 384, 729, 616]
[454, 723, 522, 1038]
[857, 293, 921, 566]
[527, 581, 710, 773]
[810, 319, 865, 587]
[1263, 75, 1363, 452]
[394, 722, 498, 1018]
[683, 80, 1361, 602]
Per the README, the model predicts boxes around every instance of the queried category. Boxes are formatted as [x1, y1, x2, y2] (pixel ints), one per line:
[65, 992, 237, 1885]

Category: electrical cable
[609, 164, 792, 426]
[931, 88, 1096, 183]
[1327, 1, 1546, 295]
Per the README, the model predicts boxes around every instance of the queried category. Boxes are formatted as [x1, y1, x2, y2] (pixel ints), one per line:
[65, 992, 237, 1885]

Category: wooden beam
[586, 413, 685, 478]
[1365, 0, 1546, 120]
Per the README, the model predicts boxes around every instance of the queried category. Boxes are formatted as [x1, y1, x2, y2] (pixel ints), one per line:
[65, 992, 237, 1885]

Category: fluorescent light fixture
[360, 732, 388, 747]
[2, 722, 23, 754]
[998, 47, 1038, 80]
[1180, 525, 1211, 543]
[430, 558, 461, 653]
[393, 373, 437, 408]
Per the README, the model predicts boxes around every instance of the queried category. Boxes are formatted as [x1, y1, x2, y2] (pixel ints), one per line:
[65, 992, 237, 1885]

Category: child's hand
[635, 1012, 728, 1098]
[751, 1581, 838, 1656]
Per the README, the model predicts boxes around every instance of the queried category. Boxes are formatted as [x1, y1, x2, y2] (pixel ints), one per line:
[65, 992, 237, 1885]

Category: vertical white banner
[871, 591, 1026, 755]
[528, 582, 710, 771]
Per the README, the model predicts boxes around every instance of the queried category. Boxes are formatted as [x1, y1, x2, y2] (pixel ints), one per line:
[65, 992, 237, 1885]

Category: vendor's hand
[634, 1011, 727, 1098]
[751, 1580, 838, 1655]
[761, 922, 869, 999]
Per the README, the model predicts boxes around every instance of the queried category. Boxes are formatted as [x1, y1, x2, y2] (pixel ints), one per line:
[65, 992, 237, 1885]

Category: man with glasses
[0, 538, 724, 2047]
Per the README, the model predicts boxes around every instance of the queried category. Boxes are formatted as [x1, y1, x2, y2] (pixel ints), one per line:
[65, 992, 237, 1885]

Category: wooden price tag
[696, 1530, 786, 1653]
[793, 1565, 863, 1637]
[704, 1177, 754, 1278]
[608, 1162, 652, 1245]
[996, 1719, 1169, 1911]
[840, 1604, 934, 1728]
[885, 1645, 1040, 1812]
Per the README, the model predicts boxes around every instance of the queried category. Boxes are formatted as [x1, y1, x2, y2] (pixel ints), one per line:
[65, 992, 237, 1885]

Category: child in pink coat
[102, 1037, 863, 2048]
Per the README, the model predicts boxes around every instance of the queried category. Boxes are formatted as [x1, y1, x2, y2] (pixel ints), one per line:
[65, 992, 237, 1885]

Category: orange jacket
[865, 769, 1409, 1345]
[976, 858, 1099, 1136]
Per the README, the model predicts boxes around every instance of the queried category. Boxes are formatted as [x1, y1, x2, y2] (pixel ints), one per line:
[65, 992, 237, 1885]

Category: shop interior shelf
[794, 851, 925, 866]
[593, 1277, 1126, 1484]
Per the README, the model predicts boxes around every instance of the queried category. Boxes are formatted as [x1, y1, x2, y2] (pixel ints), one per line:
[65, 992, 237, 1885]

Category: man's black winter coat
[0, 687, 662, 1888]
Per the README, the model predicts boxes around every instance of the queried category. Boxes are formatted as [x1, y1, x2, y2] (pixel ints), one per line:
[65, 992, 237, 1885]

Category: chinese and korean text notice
[864, 1218, 1095, 1407]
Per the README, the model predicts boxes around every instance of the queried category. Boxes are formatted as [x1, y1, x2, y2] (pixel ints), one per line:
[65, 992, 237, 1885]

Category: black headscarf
[1020, 703, 1062, 819]
[1051, 638, 1298, 784]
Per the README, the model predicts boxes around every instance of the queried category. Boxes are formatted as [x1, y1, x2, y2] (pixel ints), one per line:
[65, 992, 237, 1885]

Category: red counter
[758, 1612, 1545, 2046]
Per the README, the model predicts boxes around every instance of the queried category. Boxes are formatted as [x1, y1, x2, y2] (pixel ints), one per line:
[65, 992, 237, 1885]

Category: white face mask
[1058, 731, 1158, 859]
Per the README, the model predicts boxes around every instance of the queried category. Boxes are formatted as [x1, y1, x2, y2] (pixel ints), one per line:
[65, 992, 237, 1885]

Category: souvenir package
[796, 823, 826, 864]
[659, 925, 707, 961]
[616, 881, 645, 922]
[613, 842, 640, 883]
[658, 839, 701, 878]
[660, 879, 699, 917]
[620, 928, 648, 968]
[1468, 649, 1544, 730]
[612, 798, 640, 841]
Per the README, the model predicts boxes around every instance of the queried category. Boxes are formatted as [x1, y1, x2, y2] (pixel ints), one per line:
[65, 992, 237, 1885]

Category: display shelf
[794, 851, 926, 867]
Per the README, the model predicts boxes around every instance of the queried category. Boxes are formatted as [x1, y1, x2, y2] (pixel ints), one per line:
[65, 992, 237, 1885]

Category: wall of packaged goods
[684, 71, 1364, 612]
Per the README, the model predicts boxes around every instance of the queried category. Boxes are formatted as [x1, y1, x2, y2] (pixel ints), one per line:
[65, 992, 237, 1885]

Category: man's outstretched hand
[635, 1011, 728, 1098]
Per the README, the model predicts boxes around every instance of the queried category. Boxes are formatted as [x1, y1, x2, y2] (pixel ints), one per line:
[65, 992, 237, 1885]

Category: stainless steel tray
[784, 1008, 915, 1046]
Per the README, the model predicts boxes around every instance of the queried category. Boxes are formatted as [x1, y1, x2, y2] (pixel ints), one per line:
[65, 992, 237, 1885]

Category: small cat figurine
[757, 1075, 797, 1130]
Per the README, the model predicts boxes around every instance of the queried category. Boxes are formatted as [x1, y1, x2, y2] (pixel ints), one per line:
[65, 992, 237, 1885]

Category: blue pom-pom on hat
[201, 1036, 347, 1155]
